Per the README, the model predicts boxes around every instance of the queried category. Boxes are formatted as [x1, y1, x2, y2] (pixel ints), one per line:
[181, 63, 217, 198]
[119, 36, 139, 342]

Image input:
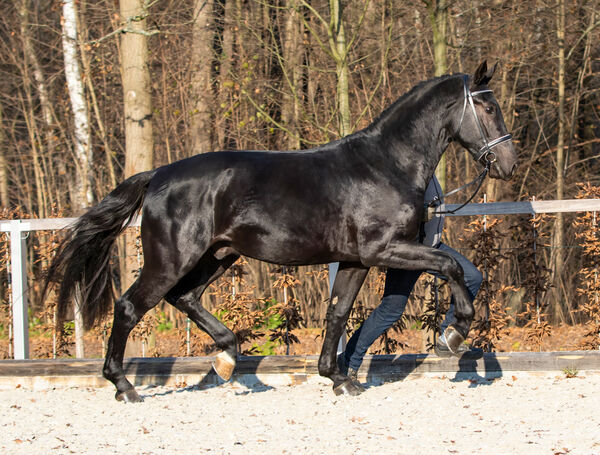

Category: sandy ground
[1, 373, 599, 455]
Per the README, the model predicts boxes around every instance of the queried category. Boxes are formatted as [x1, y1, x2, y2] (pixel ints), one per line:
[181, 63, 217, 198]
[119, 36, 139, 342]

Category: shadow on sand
[362, 351, 504, 389]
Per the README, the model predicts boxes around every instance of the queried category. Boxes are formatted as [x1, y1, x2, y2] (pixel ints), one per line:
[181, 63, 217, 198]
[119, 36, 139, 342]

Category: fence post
[1, 220, 31, 359]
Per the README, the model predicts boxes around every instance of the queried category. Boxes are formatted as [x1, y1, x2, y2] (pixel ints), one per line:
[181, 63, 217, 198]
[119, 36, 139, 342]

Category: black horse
[45, 61, 516, 401]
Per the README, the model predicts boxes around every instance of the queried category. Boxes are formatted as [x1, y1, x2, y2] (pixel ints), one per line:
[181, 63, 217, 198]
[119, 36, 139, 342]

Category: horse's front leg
[366, 242, 475, 353]
[319, 262, 369, 396]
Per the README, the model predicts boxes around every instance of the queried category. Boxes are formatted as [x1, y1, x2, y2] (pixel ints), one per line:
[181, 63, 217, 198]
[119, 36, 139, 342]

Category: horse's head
[452, 61, 517, 180]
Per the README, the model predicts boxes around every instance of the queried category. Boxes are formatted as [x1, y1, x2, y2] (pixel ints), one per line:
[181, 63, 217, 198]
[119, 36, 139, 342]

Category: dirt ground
[1, 325, 599, 454]
[1, 373, 600, 454]
[0, 324, 594, 360]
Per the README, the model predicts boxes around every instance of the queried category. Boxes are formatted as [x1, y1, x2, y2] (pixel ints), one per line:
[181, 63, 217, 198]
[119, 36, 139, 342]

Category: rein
[432, 75, 512, 215]
[433, 160, 491, 215]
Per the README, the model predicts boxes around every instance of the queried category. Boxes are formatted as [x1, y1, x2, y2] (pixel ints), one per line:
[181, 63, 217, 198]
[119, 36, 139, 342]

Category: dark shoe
[434, 337, 477, 357]
[337, 354, 360, 381]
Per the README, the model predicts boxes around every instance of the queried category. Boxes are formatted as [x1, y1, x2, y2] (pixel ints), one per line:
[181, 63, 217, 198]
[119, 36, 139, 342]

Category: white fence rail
[3, 199, 600, 359]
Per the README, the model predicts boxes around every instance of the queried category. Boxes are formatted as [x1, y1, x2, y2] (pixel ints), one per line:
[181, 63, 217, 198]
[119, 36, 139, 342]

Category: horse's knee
[443, 256, 464, 282]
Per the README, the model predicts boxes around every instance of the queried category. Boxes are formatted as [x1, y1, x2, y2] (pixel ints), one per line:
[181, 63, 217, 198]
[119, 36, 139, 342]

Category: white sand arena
[1, 372, 599, 454]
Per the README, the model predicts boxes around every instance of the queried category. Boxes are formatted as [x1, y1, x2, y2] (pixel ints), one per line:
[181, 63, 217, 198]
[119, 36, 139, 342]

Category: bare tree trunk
[552, 0, 566, 311]
[281, 0, 303, 149]
[217, 0, 237, 149]
[191, 0, 215, 154]
[329, 0, 351, 137]
[120, 0, 154, 178]
[425, 0, 448, 191]
[119, 0, 154, 296]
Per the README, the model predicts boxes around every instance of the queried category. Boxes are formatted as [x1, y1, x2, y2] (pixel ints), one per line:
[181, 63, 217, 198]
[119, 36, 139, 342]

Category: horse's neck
[373, 79, 458, 187]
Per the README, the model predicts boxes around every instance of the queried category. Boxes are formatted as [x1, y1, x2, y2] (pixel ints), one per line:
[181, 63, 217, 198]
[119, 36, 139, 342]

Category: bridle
[458, 74, 513, 165]
[432, 75, 513, 214]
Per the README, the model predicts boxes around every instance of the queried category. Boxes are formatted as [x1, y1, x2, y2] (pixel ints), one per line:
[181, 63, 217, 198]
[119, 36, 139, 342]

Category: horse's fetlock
[318, 360, 334, 378]
[457, 301, 475, 321]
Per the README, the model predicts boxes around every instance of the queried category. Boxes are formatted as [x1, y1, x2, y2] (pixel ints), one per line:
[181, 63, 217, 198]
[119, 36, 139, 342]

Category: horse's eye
[485, 105, 495, 115]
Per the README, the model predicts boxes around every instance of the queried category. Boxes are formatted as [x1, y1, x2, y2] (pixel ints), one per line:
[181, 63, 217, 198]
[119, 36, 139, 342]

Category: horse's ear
[472, 61, 497, 86]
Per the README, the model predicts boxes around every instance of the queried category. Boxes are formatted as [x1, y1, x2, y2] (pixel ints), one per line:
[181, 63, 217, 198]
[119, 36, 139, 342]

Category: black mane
[366, 73, 461, 132]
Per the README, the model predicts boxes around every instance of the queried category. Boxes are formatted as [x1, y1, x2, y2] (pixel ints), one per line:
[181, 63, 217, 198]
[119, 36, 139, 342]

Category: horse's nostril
[509, 163, 517, 178]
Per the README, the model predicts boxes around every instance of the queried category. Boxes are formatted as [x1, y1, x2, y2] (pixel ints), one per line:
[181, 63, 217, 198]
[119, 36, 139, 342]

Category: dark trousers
[344, 243, 483, 371]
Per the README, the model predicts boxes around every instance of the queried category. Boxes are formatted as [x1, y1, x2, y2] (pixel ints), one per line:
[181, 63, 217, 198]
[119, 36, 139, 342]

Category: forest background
[1, 0, 600, 357]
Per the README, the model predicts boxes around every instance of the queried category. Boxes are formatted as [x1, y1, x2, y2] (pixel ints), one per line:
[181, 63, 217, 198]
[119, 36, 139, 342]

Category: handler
[339, 175, 483, 380]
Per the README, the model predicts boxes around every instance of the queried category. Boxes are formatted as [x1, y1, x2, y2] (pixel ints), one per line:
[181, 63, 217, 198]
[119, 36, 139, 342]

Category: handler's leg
[344, 268, 422, 372]
[319, 262, 369, 396]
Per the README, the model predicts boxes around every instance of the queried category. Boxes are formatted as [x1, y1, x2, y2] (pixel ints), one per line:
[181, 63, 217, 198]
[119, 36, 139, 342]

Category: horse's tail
[44, 169, 157, 330]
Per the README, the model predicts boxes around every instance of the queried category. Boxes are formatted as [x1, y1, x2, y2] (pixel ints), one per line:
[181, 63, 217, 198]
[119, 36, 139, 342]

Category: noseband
[458, 75, 512, 165]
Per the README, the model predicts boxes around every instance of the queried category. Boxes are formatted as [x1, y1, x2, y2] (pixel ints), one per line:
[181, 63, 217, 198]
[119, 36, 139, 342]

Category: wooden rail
[444, 199, 600, 216]
[2, 199, 600, 360]
[2, 351, 600, 389]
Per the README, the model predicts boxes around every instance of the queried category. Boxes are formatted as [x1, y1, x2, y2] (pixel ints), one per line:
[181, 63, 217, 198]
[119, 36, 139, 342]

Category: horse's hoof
[115, 388, 143, 403]
[444, 326, 466, 354]
[333, 380, 364, 396]
[212, 351, 236, 381]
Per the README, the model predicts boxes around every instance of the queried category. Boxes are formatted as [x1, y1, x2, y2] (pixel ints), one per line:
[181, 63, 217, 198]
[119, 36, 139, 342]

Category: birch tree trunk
[62, 0, 93, 212]
[191, 0, 215, 154]
[62, 0, 93, 358]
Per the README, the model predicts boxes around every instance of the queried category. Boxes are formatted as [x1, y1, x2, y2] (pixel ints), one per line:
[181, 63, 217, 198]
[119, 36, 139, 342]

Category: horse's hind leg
[165, 253, 240, 380]
[319, 262, 369, 396]
[103, 273, 170, 403]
